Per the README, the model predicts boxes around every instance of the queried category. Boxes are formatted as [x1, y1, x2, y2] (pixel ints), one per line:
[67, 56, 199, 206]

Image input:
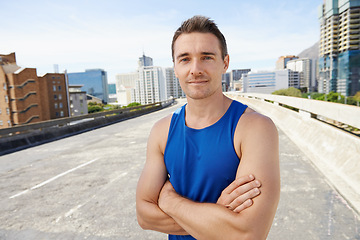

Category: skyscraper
[164, 67, 184, 99]
[67, 69, 109, 103]
[138, 54, 154, 67]
[135, 65, 165, 105]
[318, 0, 360, 96]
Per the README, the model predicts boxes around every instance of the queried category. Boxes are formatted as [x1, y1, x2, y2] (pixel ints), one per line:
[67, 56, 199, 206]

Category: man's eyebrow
[202, 52, 216, 56]
[176, 52, 216, 60]
[176, 53, 189, 60]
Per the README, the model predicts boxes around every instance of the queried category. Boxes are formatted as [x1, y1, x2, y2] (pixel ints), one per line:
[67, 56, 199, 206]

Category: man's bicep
[137, 123, 168, 204]
[235, 115, 280, 238]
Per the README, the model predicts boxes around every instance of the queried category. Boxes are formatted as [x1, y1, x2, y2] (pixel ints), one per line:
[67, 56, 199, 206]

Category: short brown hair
[171, 15, 228, 61]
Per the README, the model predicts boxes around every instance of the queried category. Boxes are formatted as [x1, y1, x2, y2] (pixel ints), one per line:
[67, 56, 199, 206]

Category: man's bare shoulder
[237, 107, 278, 139]
[152, 114, 173, 134]
[149, 113, 173, 154]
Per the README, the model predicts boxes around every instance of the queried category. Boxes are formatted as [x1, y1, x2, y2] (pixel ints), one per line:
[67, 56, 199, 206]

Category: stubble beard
[183, 76, 218, 100]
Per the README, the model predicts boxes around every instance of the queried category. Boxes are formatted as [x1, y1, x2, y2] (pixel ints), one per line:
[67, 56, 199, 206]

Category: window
[5, 96, 8, 103]
[6, 108, 10, 115]
[53, 85, 56, 91]
[59, 94, 62, 100]
[60, 111, 64, 117]
[56, 112, 59, 117]
[54, 95, 57, 100]
[59, 103, 63, 108]
[58, 86, 61, 91]
[0, 120, 2, 126]
[3, 83, 6, 90]
[54, 103, 58, 109]
[7, 120, 11, 127]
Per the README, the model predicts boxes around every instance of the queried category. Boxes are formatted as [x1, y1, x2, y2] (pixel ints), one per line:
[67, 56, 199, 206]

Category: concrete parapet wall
[0, 99, 174, 156]
[239, 93, 360, 129]
[227, 93, 360, 214]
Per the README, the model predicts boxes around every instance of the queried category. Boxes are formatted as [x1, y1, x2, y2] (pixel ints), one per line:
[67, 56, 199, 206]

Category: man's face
[173, 32, 229, 100]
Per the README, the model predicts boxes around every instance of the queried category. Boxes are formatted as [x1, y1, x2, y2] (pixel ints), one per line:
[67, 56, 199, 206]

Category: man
[136, 15, 280, 239]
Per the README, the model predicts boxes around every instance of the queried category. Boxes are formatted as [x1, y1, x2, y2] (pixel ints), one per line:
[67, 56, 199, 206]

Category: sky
[1, 0, 323, 83]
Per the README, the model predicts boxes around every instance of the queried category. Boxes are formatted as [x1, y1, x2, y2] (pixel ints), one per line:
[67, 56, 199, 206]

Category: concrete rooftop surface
[0, 99, 359, 240]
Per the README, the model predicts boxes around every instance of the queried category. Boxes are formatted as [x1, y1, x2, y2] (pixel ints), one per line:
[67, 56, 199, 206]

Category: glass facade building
[318, 0, 360, 96]
[67, 69, 109, 103]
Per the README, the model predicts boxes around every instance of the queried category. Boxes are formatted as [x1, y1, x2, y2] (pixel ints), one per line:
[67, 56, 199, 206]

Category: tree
[272, 87, 302, 97]
[354, 91, 360, 101]
[88, 105, 103, 113]
[124, 102, 141, 108]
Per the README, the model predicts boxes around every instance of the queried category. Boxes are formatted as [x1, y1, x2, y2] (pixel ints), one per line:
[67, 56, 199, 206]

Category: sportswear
[164, 100, 248, 240]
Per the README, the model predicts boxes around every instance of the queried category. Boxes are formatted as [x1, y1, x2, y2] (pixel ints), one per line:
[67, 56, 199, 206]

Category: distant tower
[138, 53, 153, 67]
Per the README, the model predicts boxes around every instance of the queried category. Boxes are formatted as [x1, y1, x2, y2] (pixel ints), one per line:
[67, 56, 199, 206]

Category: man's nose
[190, 60, 203, 76]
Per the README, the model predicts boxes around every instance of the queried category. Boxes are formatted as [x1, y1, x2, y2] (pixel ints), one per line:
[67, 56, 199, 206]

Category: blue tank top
[164, 100, 248, 240]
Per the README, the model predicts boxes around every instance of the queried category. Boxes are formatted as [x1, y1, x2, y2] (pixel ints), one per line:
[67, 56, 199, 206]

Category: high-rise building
[287, 58, 313, 92]
[67, 69, 109, 103]
[116, 55, 184, 106]
[164, 67, 184, 99]
[318, 0, 360, 96]
[138, 54, 154, 67]
[276, 55, 299, 70]
[0, 52, 69, 128]
[243, 69, 299, 94]
[135, 65, 166, 105]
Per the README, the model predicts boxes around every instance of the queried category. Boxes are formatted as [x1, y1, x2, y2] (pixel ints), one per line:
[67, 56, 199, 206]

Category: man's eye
[180, 58, 189, 63]
[203, 56, 213, 60]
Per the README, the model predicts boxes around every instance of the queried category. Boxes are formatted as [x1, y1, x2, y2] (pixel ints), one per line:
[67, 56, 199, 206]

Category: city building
[276, 55, 299, 70]
[135, 65, 166, 105]
[38, 73, 70, 119]
[318, 0, 360, 96]
[243, 69, 299, 94]
[229, 69, 251, 91]
[67, 69, 109, 103]
[164, 67, 184, 99]
[108, 83, 116, 94]
[138, 54, 153, 67]
[107, 83, 117, 103]
[115, 72, 138, 106]
[69, 85, 88, 116]
[116, 55, 184, 106]
[222, 72, 231, 91]
[287, 58, 313, 92]
[0, 52, 69, 129]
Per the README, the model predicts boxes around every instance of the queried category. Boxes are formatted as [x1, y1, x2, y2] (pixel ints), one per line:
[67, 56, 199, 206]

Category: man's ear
[223, 55, 230, 73]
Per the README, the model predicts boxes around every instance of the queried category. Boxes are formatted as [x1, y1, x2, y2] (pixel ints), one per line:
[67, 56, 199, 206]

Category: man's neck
[185, 92, 232, 129]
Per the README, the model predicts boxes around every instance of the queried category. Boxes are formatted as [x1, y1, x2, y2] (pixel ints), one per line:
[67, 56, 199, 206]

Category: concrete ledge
[227, 93, 360, 214]
[0, 101, 171, 156]
[238, 93, 360, 129]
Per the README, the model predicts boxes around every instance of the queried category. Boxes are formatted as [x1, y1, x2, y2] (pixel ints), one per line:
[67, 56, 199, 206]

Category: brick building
[0, 52, 69, 129]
